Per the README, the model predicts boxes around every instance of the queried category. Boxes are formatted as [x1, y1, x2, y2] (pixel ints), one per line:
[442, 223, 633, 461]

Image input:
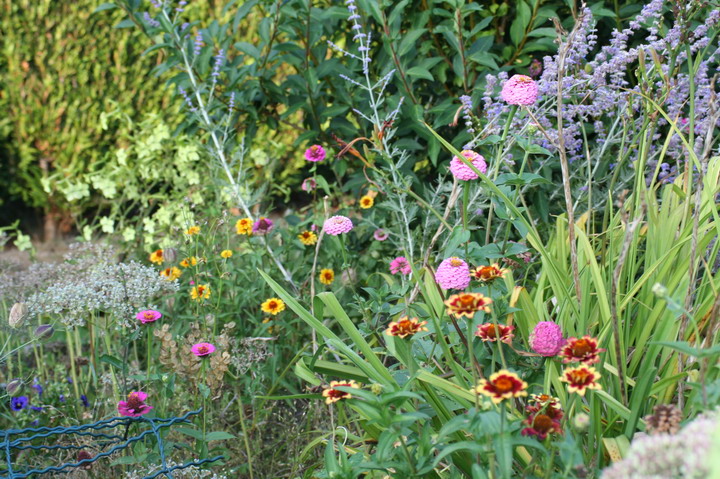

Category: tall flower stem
[484, 105, 518, 245]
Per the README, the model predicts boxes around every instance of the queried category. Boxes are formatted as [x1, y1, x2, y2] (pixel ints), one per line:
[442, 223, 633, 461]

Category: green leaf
[397, 28, 426, 56]
[175, 427, 205, 441]
[510, 1, 532, 46]
[233, 0, 258, 32]
[94, 3, 117, 13]
[99, 354, 125, 370]
[406, 66, 433, 81]
[114, 17, 136, 29]
[205, 431, 236, 441]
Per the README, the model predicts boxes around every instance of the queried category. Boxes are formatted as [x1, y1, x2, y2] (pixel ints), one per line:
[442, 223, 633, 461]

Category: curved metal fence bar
[0, 409, 223, 479]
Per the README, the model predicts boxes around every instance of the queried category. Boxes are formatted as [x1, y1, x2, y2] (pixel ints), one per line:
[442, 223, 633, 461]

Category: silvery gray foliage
[0, 242, 177, 328]
[601, 410, 720, 479]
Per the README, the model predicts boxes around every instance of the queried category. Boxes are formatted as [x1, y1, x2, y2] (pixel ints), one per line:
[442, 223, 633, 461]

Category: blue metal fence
[0, 409, 222, 478]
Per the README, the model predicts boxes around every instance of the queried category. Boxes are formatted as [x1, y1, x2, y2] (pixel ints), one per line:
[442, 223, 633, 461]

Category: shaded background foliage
[1, 0, 640, 240]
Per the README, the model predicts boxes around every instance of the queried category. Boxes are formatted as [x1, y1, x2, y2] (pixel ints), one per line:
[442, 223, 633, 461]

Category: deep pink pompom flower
[305, 145, 326, 162]
[390, 256, 412, 275]
[501, 74, 539, 106]
[191, 342, 216, 357]
[374, 229, 388, 241]
[136, 310, 161, 324]
[323, 215, 354, 236]
[530, 321, 564, 356]
[435, 257, 471, 290]
[118, 391, 153, 417]
[449, 150, 487, 181]
[252, 217, 274, 235]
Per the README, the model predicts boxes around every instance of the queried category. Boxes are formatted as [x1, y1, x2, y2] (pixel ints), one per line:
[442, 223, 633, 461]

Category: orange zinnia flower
[470, 263, 508, 282]
[385, 316, 428, 338]
[560, 365, 602, 396]
[474, 370, 528, 404]
[322, 380, 360, 404]
[560, 336, 605, 365]
[444, 293, 492, 318]
[475, 323, 514, 344]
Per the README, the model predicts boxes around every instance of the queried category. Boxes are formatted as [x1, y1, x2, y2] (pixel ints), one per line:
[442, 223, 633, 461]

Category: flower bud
[573, 412, 590, 430]
[163, 248, 178, 263]
[34, 324, 54, 340]
[6, 379, 23, 396]
[652, 283, 668, 297]
[370, 383, 383, 395]
[9, 302, 28, 328]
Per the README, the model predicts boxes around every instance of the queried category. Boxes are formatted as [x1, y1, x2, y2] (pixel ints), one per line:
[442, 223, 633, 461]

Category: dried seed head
[163, 248, 178, 264]
[6, 378, 23, 396]
[34, 324, 54, 340]
[644, 404, 682, 435]
[9, 302, 28, 328]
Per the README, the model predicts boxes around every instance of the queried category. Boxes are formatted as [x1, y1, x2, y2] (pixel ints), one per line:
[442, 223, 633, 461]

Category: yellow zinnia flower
[180, 256, 198, 268]
[185, 225, 201, 235]
[298, 230, 318, 246]
[359, 195, 374, 209]
[149, 249, 164, 265]
[235, 218, 253, 235]
[220, 249, 233, 259]
[190, 284, 211, 301]
[160, 266, 182, 281]
[261, 297, 286, 315]
[319, 268, 335, 285]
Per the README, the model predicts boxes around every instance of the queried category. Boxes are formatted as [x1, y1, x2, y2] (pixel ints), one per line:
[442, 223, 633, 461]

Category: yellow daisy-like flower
[185, 225, 201, 236]
[235, 218, 253, 235]
[160, 266, 182, 281]
[220, 249, 233, 259]
[190, 284, 211, 301]
[319, 268, 335, 285]
[261, 297, 286, 315]
[359, 195, 374, 209]
[298, 230, 318, 246]
[149, 249, 164, 265]
[179, 256, 198, 268]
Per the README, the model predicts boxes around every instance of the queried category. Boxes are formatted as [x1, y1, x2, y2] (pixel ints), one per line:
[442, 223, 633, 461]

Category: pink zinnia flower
[530, 321, 564, 356]
[449, 150, 487, 181]
[191, 342, 216, 357]
[389, 256, 412, 275]
[323, 215, 353, 236]
[252, 217, 274, 235]
[135, 310, 161, 324]
[301, 177, 317, 192]
[117, 391, 153, 417]
[435, 257, 471, 290]
[374, 229, 388, 241]
[304, 145, 326, 162]
[501, 74, 539, 106]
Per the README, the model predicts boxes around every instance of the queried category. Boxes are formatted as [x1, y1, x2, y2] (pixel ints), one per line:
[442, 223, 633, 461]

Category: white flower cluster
[601, 410, 719, 479]
[123, 459, 227, 479]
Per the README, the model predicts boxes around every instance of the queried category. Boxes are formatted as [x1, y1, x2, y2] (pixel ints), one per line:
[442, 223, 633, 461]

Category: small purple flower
[80, 395, 90, 408]
[31, 380, 43, 398]
[30, 406, 43, 412]
[304, 145, 326, 162]
[212, 49, 224, 79]
[11, 396, 28, 411]
[252, 217, 274, 235]
[59, 395, 66, 403]
[529, 59, 543, 77]
[193, 32, 203, 56]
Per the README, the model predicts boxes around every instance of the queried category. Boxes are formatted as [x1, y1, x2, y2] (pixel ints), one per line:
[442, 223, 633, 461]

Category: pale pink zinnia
[323, 215, 353, 236]
[389, 256, 412, 275]
[374, 229, 388, 241]
[117, 391, 153, 417]
[449, 150, 487, 181]
[434, 257, 471, 290]
[530, 321, 564, 356]
[191, 342, 216, 357]
[501, 74, 539, 106]
[136, 310, 162, 324]
[304, 145, 326, 162]
[301, 177, 317, 192]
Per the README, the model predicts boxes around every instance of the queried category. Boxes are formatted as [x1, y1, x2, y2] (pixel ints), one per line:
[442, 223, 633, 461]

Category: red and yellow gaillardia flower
[261, 297, 286, 315]
[521, 397, 564, 441]
[179, 256, 198, 268]
[560, 336, 605, 365]
[220, 249, 233, 259]
[560, 365, 602, 396]
[359, 195, 374, 209]
[184, 225, 201, 236]
[319, 269, 335, 285]
[236, 217, 253, 235]
[190, 284, 211, 301]
[149, 249, 164, 265]
[160, 266, 182, 281]
[470, 263, 508, 282]
[298, 230, 318, 246]
[385, 316, 428, 338]
[444, 293, 492, 318]
[322, 380, 360, 405]
[474, 370, 528, 404]
[475, 323, 515, 344]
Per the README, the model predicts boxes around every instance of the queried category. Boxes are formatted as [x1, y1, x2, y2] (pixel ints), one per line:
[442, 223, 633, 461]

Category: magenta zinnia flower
[449, 150, 487, 181]
[389, 256, 412, 275]
[135, 310, 162, 324]
[252, 217, 274, 235]
[530, 321, 564, 356]
[117, 391, 153, 417]
[304, 145, 326, 162]
[501, 74, 539, 106]
[191, 342, 216, 357]
[435, 257, 471, 290]
[323, 215, 353, 236]
[373, 229, 388, 241]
